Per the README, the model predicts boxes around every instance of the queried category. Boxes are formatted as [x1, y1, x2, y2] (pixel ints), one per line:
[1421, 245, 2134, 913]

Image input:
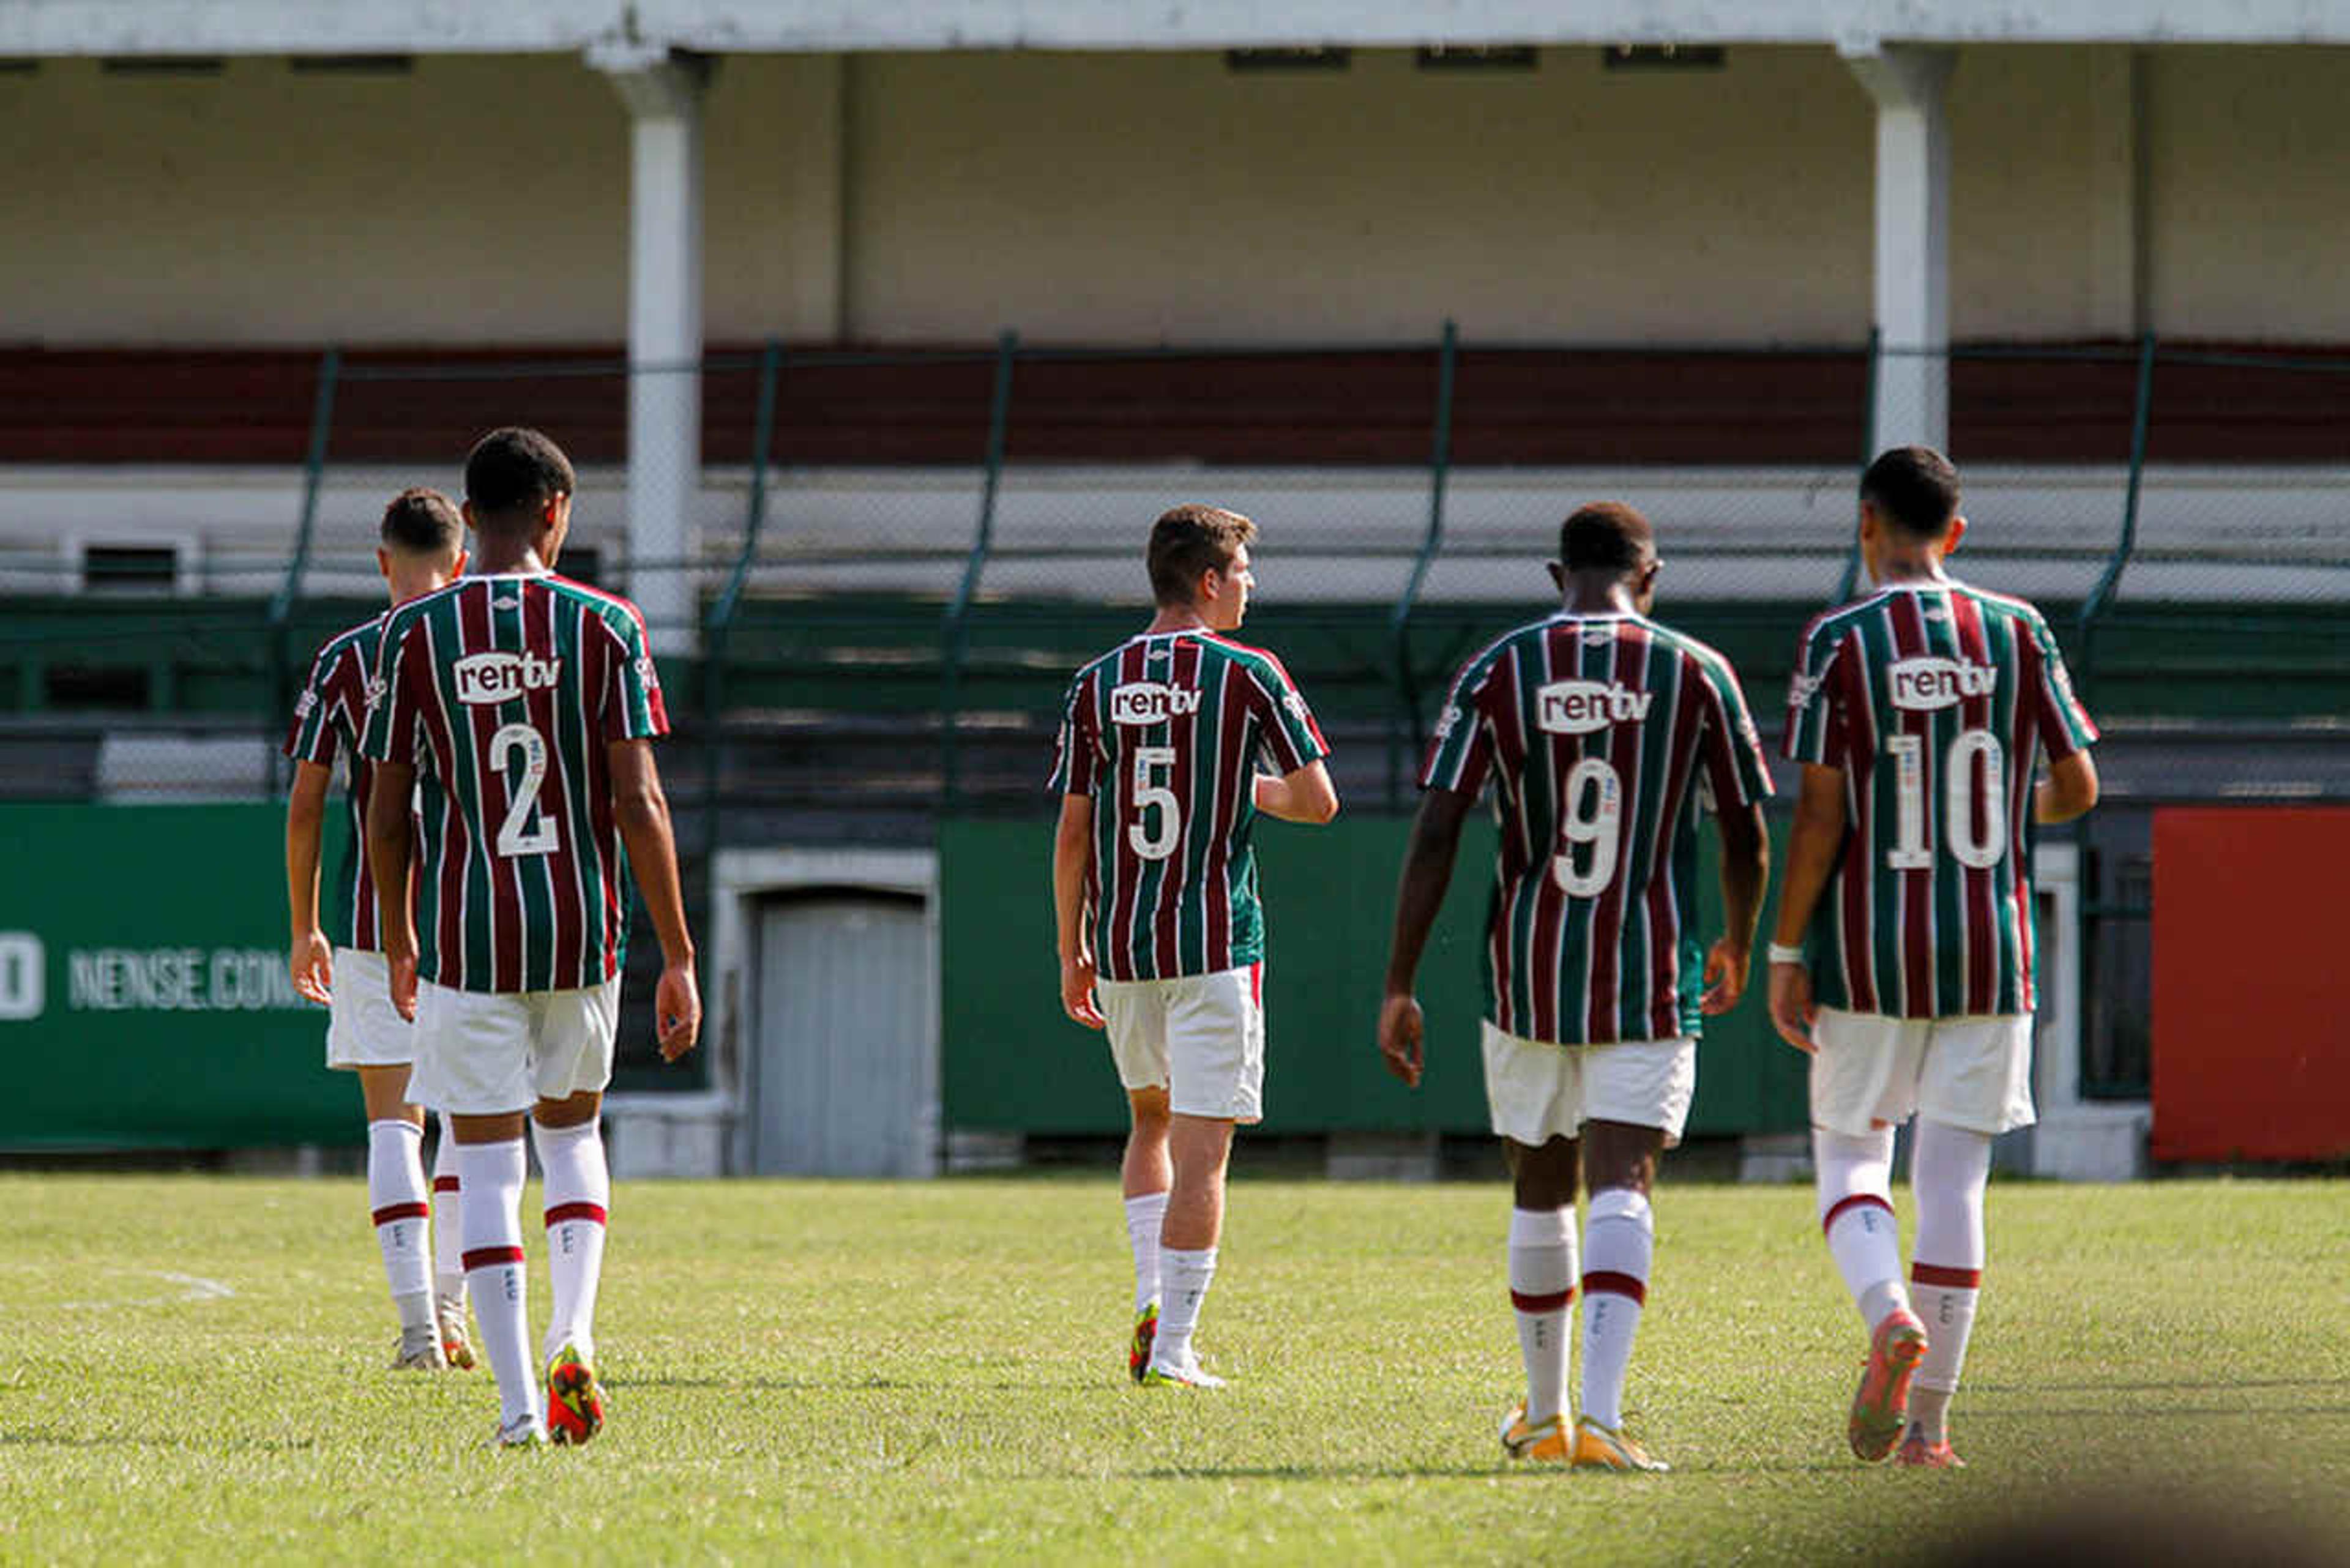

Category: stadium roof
[9, 0, 2350, 56]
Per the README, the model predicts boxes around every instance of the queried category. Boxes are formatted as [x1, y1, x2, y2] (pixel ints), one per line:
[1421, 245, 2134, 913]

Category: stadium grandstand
[2, 0, 2345, 1180]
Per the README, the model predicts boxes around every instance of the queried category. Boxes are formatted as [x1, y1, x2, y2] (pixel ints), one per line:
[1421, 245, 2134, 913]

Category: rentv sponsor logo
[1889, 657, 1996, 712]
[1111, 682, 1202, 725]
[454, 651, 563, 706]
[1535, 680, 1652, 735]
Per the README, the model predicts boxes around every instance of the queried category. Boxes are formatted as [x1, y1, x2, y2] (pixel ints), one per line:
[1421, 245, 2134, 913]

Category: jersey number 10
[1886, 728, 2006, 871]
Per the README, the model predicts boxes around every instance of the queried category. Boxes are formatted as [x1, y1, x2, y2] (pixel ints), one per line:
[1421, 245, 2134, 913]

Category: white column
[591, 43, 711, 655]
[1844, 43, 1955, 454]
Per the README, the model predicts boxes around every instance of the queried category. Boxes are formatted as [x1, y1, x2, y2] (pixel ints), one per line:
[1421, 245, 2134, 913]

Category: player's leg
[357, 1064, 438, 1367]
[412, 979, 543, 1445]
[1098, 979, 1173, 1381]
[1143, 966, 1259, 1389]
[428, 1114, 474, 1368]
[1482, 1019, 1581, 1459]
[529, 978, 621, 1443]
[1811, 1010, 1931, 1461]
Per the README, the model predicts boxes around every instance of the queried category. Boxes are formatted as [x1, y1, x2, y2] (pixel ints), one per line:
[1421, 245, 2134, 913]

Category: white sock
[1153, 1247, 1218, 1369]
[1815, 1127, 1909, 1332]
[1507, 1207, 1575, 1425]
[1909, 1118, 1991, 1437]
[366, 1118, 433, 1331]
[533, 1118, 611, 1367]
[1124, 1191, 1168, 1313]
[456, 1138, 539, 1428]
[1578, 1188, 1654, 1430]
[431, 1114, 465, 1309]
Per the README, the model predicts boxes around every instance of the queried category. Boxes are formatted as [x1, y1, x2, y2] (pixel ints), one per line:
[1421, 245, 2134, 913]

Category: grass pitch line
[61, 1269, 235, 1310]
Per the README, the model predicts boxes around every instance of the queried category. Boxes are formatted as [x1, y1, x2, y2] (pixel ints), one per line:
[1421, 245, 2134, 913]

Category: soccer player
[1050, 504, 1338, 1389]
[284, 488, 475, 1372]
[1767, 446, 2098, 1469]
[360, 427, 701, 1448]
[1378, 502, 1770, 1471]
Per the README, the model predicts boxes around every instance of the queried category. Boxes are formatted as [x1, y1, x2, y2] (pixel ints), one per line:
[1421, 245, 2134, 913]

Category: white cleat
[1141, 1351, 1228, 1389]
[392, 1324, 447, 1371]
[491, 1413, 548, 1449]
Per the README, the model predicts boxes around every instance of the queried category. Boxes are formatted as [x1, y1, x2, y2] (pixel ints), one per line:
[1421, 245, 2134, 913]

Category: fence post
[2074, 330, 2158, 696]
[264, 346, 341, 793]
[1833, 327, 1881, 605]
[941, 330, 1018, 812]
[1387, 319, 1458, 811]
[701, 337, 783, 867]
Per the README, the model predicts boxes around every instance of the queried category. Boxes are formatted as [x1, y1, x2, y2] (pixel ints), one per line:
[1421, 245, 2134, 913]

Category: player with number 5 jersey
[361, 428, 702, 1453]
[1051, 504, 1337, 1395]
[1767, 446, 2100, 1473]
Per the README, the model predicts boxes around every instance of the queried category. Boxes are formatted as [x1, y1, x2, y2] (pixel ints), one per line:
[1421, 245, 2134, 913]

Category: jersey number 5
[1886, 729, 2005, 871]
[1128, 745, 1180, 862]
[1551, 756, 1623, 898]
[488, 721, 559, 859]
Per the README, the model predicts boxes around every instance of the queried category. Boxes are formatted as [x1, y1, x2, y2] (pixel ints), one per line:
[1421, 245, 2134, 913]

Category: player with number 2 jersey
[1766, 446, 2099, 1472]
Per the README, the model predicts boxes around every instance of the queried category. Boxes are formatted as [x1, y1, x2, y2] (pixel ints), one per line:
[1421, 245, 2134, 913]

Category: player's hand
[289, 931, 334, 1007]
[386, 949, 418, 1023]
[1061, 954, 1105, 1030]
[1378, 992, 1425, 1088]
[1699, 938, 1750, 1016]
[654, 961, 701, 1062]
[1767, 960, 1817, 1054]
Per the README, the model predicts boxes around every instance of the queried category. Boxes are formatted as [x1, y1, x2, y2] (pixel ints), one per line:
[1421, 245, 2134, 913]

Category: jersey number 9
[1551, 756, 1623, 898]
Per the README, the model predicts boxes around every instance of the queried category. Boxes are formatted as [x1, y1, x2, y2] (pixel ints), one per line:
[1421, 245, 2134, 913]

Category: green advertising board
[938, 814, 1807, 1140]
[0, 802, 356, 1149]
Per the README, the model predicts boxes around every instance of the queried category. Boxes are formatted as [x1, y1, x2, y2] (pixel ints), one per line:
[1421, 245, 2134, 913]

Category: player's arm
[609, 736, 699, 1062]
[285, 760, 335, 1006]
[1702, 798, 1769, 1017]
[1765, 763, 1847, 1054]
[2037, 750, 2100, 824]
[1253, 760, 1340, 824]
[1378, 786, 1474, 1088]
[1053, 793, 1104, 1030]
[365, 758, 420, 1022]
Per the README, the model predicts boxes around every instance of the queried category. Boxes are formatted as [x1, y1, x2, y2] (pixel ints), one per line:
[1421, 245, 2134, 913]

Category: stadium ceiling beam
[12, 0, 2350, 55]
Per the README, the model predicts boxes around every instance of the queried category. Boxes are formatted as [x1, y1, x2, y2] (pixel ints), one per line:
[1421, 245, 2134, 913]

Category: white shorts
[1481, 1021, 1696, 1148]
[326, 947, 412, 1070]
[1810, 1008, 2037, 1137]
[1097, 965, 1265, 1124]
[408, 976, 621, 1116]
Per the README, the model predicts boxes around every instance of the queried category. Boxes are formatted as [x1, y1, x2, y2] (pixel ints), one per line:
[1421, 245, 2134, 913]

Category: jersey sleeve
[2025, 610, 2098, 760]
[1696, 653, 1775, 809]
[1781, 619, 1848, 766]
[1420, 655, 1496, 797]
[599, 608, 670, 742]
[283, 639, 345, 764]
[1249, 657, 1329, 776]
[1048, 669, 1103, 798]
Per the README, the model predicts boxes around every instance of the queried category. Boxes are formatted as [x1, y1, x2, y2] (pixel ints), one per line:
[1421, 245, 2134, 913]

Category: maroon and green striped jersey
[357, 572, 669, 995]
[1423, 611, 1774, 1045]
[1051, 629, 1329, 981]
[1781, 580, 2098, 1019]
[284, 612, 390, 952]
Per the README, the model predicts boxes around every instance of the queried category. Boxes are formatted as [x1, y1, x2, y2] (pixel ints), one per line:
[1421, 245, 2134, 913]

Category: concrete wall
[3, 45, 2347, 346]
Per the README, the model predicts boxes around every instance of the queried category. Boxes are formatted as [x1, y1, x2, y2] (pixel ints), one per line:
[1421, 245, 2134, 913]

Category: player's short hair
[1147, 504, 1257, 607]
[464, 427, 575, 531]
[380, 487, 462, 557]
[1861, 445, 1961, 538]
[1559, 501, 1655, 575]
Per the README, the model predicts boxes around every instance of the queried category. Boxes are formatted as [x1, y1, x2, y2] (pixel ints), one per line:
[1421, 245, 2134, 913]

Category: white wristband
[1766, 942, 1807, 966]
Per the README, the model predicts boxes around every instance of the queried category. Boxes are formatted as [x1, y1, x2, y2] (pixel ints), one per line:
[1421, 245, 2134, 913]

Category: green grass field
[1, 1171, 2344, 1564]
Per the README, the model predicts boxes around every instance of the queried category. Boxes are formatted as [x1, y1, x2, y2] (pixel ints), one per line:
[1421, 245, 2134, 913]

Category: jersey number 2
[488, 722, 559, 859]
[1551, 756, 1622, 897]
[1886, 729, 2005, 870]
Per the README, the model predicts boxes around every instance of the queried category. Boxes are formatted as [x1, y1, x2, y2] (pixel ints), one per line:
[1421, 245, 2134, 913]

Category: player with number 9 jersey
[359, 569, 665, 994]
[1781, 578, 2096, 1018]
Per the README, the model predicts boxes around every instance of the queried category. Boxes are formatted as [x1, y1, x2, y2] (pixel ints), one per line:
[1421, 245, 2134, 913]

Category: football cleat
[1849, 1309, 1930, 1463]
[436, 1294, 476, 1371]
[392, 1324, 447, 1371]
[1140, 1351, 1227, 1390]
[1893, 1428, 1966, 1469]
[491, 1413, 548, 1449]
[1128, 1301, 1160, 1384]
[1570, 1416, 1669, 1472]
[1498, 1402, 1572, 1462]
[544, 1345, 605, 1445]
